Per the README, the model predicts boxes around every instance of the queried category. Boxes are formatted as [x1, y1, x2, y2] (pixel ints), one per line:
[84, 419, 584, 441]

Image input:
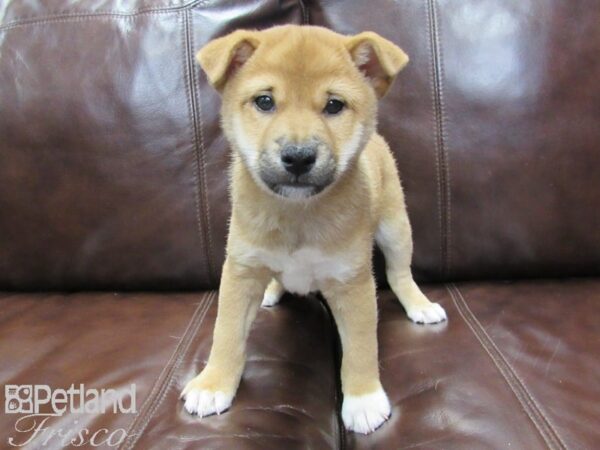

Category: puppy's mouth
[270, 181, 321, 200]
[258, 162, 336, 200]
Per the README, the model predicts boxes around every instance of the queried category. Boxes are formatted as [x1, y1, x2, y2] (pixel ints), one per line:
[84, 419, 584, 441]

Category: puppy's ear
[346, 32, 409, 98]
[196, 30, 260, 92]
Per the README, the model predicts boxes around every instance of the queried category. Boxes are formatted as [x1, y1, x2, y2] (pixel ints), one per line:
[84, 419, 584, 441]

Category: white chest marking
[246, 247, 358, 295]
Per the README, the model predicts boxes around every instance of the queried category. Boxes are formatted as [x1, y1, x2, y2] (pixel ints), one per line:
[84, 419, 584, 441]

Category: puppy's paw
[406, 302, 447, 324]
[182, 388, 233, 417]
[261, 279, 284, 307]
[261, 291, 282, 307]
[181, 377, 235, 417]
[342, 387, 391, 434]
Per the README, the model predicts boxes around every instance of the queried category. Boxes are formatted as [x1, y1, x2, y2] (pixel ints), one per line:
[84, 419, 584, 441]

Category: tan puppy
[181, 25, 447, 434]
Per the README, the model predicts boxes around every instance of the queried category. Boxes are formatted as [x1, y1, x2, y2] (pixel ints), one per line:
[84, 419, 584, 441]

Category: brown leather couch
[1, 1, 599, 449]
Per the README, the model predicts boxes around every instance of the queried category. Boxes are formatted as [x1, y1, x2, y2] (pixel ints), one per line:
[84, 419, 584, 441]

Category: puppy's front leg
[322, 271, 391, 435]
[182, 257, 270, 417]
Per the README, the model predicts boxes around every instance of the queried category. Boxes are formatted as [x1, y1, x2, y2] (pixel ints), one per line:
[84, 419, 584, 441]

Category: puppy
[181, 25, 447, 434]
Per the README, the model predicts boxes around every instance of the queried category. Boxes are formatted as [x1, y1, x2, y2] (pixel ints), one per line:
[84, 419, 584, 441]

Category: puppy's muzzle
[257, 138, 336, 200]
[281, 145, 317, 176]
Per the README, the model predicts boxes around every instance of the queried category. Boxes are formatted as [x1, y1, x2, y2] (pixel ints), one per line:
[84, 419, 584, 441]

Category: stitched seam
[0, 0, 210, 31]
[298, 0, 310, 25]
[182, 9, 212, 287]
[188, 11, 216, 285]
[122, 292, 214, 449]
[425, 0, 446, 279]
[118, 291, 214, 450]
[433, 0, 452, 276]
[447, 284, 555, 448]
[447, 284, 567, 450]
[0, 13, 175, 32]
[426, 0, 452, 278]
[451, 284, 568, 449]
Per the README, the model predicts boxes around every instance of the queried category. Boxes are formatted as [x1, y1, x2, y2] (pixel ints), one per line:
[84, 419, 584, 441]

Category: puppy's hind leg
[376, 179, 446, 324]
[261, 278, 285, 307]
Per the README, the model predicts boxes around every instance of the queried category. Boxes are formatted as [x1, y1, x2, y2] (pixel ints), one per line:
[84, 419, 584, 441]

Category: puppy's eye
[254, 95, 275, 112]
[324, 99, 345, 115]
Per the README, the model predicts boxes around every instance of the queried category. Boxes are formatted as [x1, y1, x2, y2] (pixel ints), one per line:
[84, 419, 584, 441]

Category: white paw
[406, 302, 447, 324]
[261, 291, 282, 307]
[342, 387, 391, 434]
[181, 387, 233, 417]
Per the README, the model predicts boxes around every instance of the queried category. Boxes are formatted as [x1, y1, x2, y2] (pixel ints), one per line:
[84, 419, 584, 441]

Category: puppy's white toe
[342, 387, 391, 434]
[261, 291, 282, 307]
[407, 302, 447, 324]
[182, 387, 233, 417]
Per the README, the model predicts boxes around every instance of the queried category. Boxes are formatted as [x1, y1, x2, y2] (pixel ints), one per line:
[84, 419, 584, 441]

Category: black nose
[281, 145, 317, 176]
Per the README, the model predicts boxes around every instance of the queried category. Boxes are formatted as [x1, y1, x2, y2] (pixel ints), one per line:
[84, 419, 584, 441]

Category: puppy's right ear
[196, 30, 260, 92]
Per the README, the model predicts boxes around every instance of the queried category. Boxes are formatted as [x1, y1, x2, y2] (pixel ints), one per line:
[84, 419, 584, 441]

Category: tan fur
[182, 25, 446, 434]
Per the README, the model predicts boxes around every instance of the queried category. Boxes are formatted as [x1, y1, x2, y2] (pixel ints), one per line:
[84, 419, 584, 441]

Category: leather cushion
[349, 280, 600, 449]
[0, 291, 340, 449]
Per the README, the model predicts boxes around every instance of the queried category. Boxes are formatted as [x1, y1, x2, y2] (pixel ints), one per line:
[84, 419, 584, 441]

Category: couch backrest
[313, 0, 600, 282]
[1, 0, 598, 290]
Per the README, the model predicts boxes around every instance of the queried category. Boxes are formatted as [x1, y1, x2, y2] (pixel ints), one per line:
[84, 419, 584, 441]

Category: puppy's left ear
[196, 30, 260, 92]
[346, 32, 409, 98]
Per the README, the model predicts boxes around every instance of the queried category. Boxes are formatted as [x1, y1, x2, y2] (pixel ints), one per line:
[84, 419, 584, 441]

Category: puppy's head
[197, 25, 408, 200]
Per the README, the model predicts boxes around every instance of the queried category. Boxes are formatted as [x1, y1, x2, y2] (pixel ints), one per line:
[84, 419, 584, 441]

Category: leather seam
[118, 291, 214, 450]
[424, 0, 443, 278]
[434, 0, 452, 276]
[298, 0, 310, 25]
[426, 0, 451, 278]
[188, 11, 216, 285]
[0, 0, 210, 32]
[183, 9, 212, 286]
[447, 284, 568, 450]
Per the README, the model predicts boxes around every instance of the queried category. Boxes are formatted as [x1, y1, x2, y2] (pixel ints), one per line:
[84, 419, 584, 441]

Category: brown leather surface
[130, 294, 339, 450]
[309, 0, 600, 281]
[449, 279, 600, 450]
[0, 291, 339, 449]
[0, 292, 211, 449]
[350, 280, 600, 450]
[0, 0, 199, 22]
[2, 0, 600, 449]
[350, 286, 547, 450]
[2, 282, 598, 449]
[2, 0, 599, 290]
[0, 0, 304, 291]
[431, 1, 600, 280]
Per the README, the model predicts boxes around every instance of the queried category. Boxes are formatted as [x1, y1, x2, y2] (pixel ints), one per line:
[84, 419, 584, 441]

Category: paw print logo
[5, 385, 34, 414]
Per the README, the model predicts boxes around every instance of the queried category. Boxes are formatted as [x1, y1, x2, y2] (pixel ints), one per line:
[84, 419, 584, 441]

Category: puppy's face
[197, 26, 408, 200]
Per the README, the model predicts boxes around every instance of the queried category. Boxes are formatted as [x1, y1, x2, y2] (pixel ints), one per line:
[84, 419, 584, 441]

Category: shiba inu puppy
[181, 25, 447, 434]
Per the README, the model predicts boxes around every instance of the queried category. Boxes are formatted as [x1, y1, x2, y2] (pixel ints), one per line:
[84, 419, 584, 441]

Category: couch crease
[446, 283, 567, 450]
